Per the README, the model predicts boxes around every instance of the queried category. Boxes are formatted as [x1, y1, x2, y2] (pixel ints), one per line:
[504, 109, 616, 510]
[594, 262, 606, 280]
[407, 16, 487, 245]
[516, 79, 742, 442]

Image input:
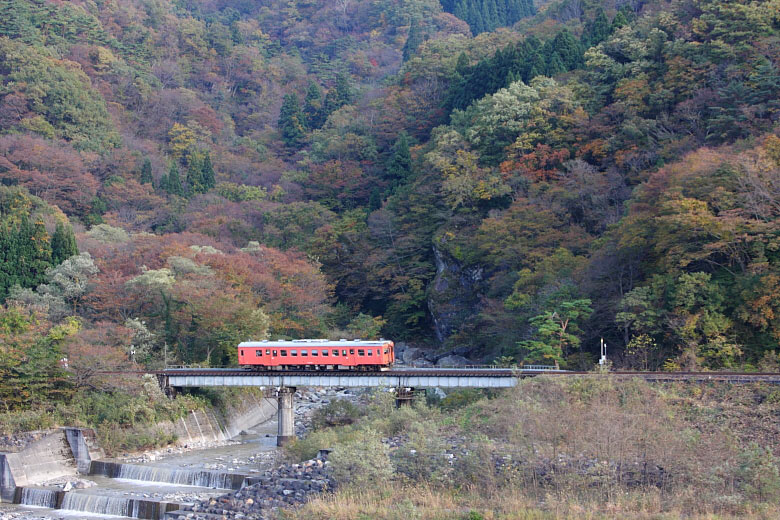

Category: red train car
[238, 339, 395, 370]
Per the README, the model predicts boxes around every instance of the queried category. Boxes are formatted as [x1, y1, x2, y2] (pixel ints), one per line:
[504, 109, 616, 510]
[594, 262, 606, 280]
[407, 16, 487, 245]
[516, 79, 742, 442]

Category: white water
[110, 463, 239, 489]
[18, 487, 58, 508]
[60, 493, 141, 517]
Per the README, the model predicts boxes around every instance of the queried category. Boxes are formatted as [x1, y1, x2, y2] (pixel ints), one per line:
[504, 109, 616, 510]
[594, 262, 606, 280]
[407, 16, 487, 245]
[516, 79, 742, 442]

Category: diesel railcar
[238, 339, 395, 370]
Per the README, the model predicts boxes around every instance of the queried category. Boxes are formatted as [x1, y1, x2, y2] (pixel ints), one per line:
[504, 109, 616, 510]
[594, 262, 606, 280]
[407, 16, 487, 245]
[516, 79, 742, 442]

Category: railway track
[150, 367, 780, 383]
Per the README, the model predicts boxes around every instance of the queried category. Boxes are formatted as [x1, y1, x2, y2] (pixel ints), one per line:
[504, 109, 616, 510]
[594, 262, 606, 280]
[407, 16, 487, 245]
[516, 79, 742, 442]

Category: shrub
[738, 443, 780, 501]
[329, 428, 394, 488]
[439, 389, 484, 411]
[312, 399, 363, 429]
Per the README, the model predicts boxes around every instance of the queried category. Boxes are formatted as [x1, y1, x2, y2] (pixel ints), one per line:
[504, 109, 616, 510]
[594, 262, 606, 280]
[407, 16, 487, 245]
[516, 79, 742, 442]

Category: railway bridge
[156, 368, 780, 446]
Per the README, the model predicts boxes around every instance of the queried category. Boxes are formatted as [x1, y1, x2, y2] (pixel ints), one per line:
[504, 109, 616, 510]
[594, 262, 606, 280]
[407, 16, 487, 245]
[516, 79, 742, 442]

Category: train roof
[239, 339, 393, 348]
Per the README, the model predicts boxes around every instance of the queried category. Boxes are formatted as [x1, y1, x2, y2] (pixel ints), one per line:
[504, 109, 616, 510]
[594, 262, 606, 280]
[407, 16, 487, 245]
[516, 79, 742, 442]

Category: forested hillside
[0, 0, 778, 391]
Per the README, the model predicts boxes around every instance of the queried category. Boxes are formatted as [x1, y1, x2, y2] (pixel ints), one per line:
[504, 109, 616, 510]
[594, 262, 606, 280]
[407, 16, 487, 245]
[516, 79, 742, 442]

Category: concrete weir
[0, 398, 278, 509]
[0, 428, 87, 501]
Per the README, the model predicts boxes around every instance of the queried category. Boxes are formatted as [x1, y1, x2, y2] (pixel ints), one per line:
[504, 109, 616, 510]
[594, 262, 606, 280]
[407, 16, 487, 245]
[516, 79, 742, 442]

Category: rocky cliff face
[427, 244, 484, 347]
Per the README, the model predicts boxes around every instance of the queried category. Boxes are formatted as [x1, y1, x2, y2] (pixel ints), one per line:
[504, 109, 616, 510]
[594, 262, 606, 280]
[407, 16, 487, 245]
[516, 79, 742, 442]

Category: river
[0, 416, 280, 520]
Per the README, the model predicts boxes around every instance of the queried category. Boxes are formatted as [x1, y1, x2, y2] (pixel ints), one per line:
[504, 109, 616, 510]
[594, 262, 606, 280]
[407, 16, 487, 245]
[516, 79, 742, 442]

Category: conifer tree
[546, 53, 566, 76]
[583, 8, 610, 47]
[201, 152, 216, 190]
[334, 73, 354, 107]
[303, 81, 324, 129]
[402, 18, 424, 62]
[158, 171, 169, 194]
[278, 93, 306, 148]
[186, 153, 204, 196]
[386, 132, 413, 182]
[51, 222, 78, 265]
[140, 157, 153, 184]
[165, 162, 183, 196]
[611, 9, 629, 30]
[369, 188, 382, 211]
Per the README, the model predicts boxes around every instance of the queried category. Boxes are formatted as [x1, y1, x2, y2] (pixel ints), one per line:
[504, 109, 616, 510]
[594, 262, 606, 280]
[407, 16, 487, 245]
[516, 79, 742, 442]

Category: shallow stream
[0, 418, 279, 520]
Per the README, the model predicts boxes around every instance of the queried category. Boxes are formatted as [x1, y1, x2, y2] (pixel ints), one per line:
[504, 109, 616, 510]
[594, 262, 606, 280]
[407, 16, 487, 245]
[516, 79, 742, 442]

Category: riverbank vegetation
[286, 377, 780, 519]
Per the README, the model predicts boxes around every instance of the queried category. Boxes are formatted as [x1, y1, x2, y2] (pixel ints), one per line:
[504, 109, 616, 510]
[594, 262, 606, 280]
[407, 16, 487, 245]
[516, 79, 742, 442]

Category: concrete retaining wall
[0, 394, 276, 502]
[1, 429, 77, 490]
[157, 395, 276, 447]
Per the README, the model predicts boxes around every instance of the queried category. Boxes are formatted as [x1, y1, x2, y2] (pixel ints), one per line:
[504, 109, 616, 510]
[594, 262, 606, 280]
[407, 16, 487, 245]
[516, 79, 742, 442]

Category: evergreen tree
[201, 152, 216, 190]
[583, 8, 610, 47]
[386, 132, 413, 182]
[551, 29, 583, 69]
[496, 0, 508, 25]
[402, 18, 424, 62]
[51, 222, 78, 265]
[303, 81, 324, 129]
[546, 52, 566, 76]
[369, 187, 382, 211]
[485, 0, 499, 32]
[186, 153, 204, 196]
[278, 93, 306, 148]
[611, 10, 629, 30]
[334, 73, 354, 107]
[165, 162, 184, 196]
[453, 0, 467, 23]
[0, 216, 53, 298]
[158, 172, 169, 194]
[140, 157, 153, 184]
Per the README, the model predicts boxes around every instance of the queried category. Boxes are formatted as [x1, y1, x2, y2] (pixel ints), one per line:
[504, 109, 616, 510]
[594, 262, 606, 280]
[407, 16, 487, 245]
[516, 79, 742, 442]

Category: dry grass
[284, 484, 780, 520]
[281, 377, 780, 520]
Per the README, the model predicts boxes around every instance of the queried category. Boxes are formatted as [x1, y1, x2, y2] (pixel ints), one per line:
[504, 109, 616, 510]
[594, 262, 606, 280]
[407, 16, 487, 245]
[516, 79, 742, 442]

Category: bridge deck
[157, 368, 780, 389]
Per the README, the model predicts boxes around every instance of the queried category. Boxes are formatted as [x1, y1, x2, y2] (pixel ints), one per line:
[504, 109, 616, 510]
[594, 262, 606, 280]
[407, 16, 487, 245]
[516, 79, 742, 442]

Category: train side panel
[237, 340, 394, 368]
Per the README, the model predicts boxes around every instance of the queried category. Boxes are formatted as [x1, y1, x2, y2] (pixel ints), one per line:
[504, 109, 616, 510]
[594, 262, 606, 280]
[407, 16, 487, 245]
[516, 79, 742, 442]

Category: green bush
[312, 399, 363, 429]
[0, 408, 57, 434]
[329, 428, 394, 488]
[439, 389, 485, 411]
[739, 443, 780, 501]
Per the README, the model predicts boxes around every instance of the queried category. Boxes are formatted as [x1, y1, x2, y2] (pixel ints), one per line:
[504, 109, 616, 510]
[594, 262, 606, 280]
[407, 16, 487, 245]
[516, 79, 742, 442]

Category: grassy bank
[284, 377, 780, 519]
[0, 374, 260, 455]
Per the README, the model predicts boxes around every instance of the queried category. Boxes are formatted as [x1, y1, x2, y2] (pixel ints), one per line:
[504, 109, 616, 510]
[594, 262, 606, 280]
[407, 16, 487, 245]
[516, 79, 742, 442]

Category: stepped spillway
[90, 461, 249, 490]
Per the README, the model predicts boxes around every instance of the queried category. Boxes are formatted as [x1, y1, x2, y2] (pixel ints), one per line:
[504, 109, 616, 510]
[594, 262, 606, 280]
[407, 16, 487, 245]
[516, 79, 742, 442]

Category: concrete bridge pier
[395, 387, 416, 407]
[276, 387, 296, 447]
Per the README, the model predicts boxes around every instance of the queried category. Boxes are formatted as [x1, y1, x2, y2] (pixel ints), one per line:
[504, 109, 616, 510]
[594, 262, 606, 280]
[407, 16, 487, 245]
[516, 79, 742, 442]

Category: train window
[357, 349, 365, 356]
[311, 350, 318, 356]
[349, 349, 355, 355]
[301, 350, 308, 356]
[332, 349, 339, 356]
[291, 350, 298, 356]
[272, 350, 277, 356]
[384, 349, 389, 354]
[240, 350, 244, 357]
[265, 349, 270, 355]
[281, 350, 287, 356]
[342, 350, 347, 356]
[255, 350, 262, 356]
[322, 350, 329, 356]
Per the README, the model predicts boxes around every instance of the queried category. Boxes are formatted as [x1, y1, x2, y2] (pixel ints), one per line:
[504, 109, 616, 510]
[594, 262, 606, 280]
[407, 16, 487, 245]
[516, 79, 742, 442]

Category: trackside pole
[276, 387, 296, 446]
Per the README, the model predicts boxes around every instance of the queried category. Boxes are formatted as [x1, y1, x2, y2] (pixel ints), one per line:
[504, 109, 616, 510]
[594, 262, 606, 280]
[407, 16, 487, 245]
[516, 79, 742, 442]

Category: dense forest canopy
[0, 0, 778, 401]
